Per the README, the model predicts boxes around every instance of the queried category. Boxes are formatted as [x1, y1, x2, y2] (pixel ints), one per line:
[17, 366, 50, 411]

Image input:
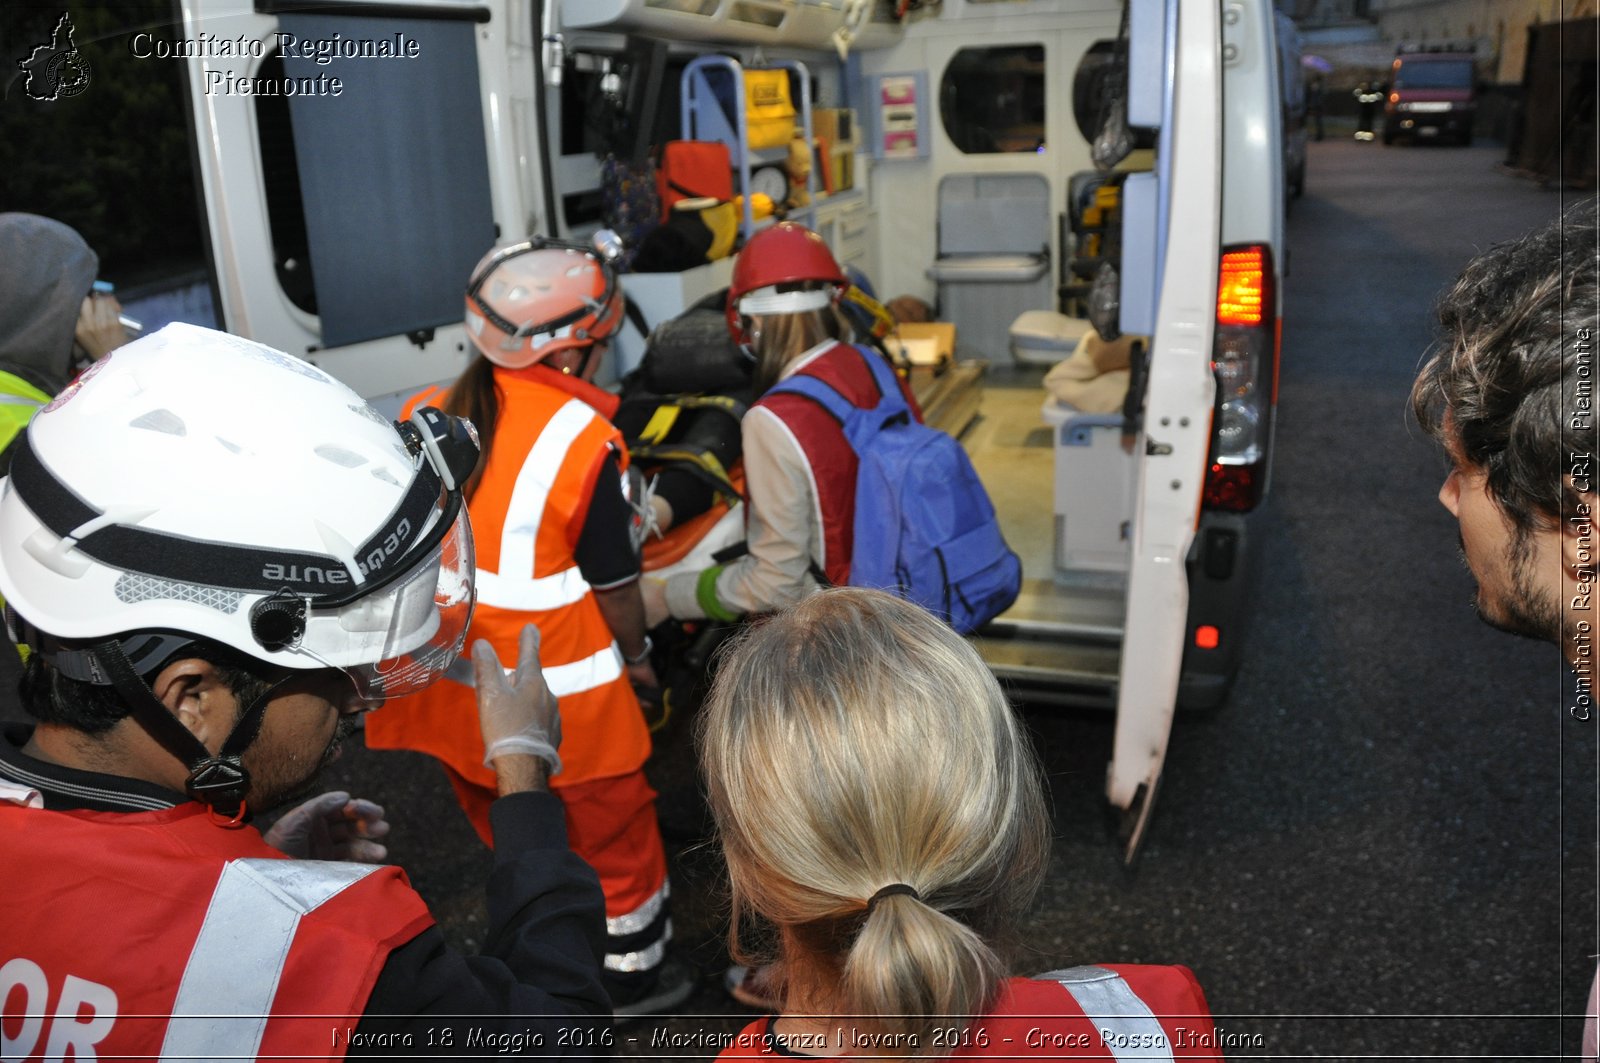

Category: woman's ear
[149, 658, 234, 754]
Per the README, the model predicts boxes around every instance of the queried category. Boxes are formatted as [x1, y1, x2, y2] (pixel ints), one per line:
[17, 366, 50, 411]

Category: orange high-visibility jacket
[368, 368, 650, 793]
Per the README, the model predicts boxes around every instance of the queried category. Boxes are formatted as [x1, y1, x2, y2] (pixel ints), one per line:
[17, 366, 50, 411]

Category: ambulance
[177, 0, 1289, 859]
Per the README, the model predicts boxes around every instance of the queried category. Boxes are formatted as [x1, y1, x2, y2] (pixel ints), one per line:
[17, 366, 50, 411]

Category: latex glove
[74, 293, 129, 361]
[264, 791, 389, 863]
[640, 576, 669, 629]
[475, 625, 562, 772]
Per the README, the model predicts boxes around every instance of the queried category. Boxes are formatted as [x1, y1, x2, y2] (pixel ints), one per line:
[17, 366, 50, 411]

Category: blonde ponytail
[700, 588, 1050, 1058]
[841, 893, 1005, 1051]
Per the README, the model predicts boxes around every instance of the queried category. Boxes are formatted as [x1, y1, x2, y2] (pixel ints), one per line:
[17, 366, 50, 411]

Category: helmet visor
[293, 505, 475, 700]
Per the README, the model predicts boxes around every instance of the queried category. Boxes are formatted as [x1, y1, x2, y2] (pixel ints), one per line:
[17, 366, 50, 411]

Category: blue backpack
[770, 346, 1022, 634]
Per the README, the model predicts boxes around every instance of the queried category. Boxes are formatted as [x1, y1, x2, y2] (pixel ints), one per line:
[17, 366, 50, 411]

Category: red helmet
[725, 222, 848, 347]
[464, 238, 623, 370]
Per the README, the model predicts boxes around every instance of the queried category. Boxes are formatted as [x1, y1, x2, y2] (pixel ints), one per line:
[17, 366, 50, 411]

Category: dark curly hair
[1411, 206, 1599, 533]
[19, 643, 278, 735]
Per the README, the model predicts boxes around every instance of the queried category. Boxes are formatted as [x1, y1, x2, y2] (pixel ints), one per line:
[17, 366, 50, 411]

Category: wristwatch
[623, 635, 654, 666]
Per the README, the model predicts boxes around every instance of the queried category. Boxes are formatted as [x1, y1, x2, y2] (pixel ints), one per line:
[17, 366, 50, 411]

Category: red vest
[368, 366, 651, 792]
[755, 344, 922, 585]
[717, 968, 1222, 1060]
[0, 798, 433, 1060]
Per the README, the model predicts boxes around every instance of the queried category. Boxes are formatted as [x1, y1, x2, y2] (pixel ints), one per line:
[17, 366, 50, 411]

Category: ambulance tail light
[1204, 244, 1276, 512]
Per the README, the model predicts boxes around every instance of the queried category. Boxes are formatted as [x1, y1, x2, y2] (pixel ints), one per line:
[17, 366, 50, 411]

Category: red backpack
[655, 140, 732, 221]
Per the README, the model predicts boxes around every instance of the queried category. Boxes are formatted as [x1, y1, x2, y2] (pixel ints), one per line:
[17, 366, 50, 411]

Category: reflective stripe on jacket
[0, 799, 432, 1059]
[366, 368, 651, 791]
[0, 370, 52, 456]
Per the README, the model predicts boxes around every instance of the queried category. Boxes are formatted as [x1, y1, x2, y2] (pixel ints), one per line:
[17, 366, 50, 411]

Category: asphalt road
[3, 135, 1589, 1060]
[317, 136, 1588, 1060]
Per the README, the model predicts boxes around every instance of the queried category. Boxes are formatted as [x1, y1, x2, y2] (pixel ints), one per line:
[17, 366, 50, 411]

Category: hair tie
[866, 883, 920, 913]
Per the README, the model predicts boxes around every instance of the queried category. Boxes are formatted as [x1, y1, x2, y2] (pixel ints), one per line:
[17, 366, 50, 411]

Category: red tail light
[1203, 462, 1262, 511]
[1217, 247, 1266, 326]
[1204, 243, 1276, 513]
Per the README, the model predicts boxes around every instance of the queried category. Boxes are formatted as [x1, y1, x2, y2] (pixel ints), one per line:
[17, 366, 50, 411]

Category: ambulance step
[970, 634, 1121, 708]
[989, 574, 1126, 643]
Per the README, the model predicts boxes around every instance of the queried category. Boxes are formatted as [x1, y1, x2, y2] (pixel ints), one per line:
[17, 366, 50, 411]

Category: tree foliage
[2, 1, 203, 281]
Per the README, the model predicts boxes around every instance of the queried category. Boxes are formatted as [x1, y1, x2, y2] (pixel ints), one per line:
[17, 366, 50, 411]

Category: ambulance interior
[546, 0, 1185, 712]
[188, 0, 1282, 844]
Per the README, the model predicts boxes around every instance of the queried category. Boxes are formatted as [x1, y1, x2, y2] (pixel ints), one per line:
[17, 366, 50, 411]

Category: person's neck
[769, 1012, 911, 1059]
[23, 721, 185, 791]
[768, 975, 886, 1058]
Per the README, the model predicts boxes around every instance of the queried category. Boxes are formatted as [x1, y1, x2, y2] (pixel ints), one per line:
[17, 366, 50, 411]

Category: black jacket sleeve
[575, 450, 641, 591]
[352, 791, 615, 1058]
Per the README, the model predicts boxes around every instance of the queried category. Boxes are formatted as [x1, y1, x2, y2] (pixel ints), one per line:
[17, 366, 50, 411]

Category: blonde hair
[748, 298, 850, 396]
[698, 589, 1050, 1054]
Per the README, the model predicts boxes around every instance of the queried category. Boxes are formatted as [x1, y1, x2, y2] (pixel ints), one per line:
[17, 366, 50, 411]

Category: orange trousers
[442, 765, 668, 925]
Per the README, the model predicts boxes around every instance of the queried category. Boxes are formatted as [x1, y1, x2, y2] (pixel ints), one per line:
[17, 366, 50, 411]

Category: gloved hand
[475, 625, 562, 773]
[640, 576, 669, 629]
[264, 790, 389, 863]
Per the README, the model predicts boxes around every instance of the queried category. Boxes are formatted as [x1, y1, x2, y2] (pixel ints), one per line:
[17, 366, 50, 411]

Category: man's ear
[149, 658, 234, 754]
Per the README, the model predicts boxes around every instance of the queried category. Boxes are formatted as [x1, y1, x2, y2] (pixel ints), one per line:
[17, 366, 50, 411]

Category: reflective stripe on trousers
[1042, 966, 1175, 1062]
[607, 878, 669, 937]
[604, 879, 671, 973]
[605, 919, 671, 973]
[159, 859, 379, 1061]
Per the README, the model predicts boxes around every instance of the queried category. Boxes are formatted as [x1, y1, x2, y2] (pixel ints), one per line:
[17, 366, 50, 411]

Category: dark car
[1383, 50, 1478, 145]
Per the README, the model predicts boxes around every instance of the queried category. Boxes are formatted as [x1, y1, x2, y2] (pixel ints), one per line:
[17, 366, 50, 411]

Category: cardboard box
[885, 322, 956, 366]
[829, 143, 854, 192]
[813, 108, 856, 148]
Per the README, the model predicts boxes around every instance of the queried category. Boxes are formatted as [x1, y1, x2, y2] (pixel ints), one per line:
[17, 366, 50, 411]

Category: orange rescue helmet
[464, 238, 624, 370]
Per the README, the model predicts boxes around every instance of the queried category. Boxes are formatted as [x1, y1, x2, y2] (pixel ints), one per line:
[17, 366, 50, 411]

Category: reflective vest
[718, 967, 1223, 1061]
[0, 371, 52, 455]
[755, 343, 922, 585]
[367, 367, 651, 792]
[0, 793, 433, 1060]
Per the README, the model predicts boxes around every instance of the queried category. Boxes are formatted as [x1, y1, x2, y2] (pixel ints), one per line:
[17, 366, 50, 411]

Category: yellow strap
[842, 286, 896, 340]
[639, 405, 681, 445]
[669, 394, 746, 418]
[632, 445, 740, 502]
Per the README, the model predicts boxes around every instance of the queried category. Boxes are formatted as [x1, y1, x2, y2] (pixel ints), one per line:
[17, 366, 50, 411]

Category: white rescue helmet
[0, 324, 479, 702]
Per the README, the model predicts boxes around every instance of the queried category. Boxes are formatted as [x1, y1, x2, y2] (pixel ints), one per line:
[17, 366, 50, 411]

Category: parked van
[1383, 46, 1479, 145]
[1277, 9, 1308, 198]
[176, 0, 1288, 859]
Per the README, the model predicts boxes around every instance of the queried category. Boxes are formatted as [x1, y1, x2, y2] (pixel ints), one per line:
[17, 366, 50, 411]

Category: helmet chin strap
[563, 341, 602, 380]
[91, 639, 295, 820]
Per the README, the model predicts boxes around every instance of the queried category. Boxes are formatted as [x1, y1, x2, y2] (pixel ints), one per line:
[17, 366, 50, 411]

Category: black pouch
[635, 292, 752, 398]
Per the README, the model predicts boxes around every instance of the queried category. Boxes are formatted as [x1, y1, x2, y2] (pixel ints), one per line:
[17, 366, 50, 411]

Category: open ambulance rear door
[1105, 0, 1220, 862]
[1108, 0, 1285, 862]
[177, 0, 544, 405]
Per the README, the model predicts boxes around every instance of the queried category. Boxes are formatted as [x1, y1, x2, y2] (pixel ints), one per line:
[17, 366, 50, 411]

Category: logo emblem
[18, 13, 91, 102]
